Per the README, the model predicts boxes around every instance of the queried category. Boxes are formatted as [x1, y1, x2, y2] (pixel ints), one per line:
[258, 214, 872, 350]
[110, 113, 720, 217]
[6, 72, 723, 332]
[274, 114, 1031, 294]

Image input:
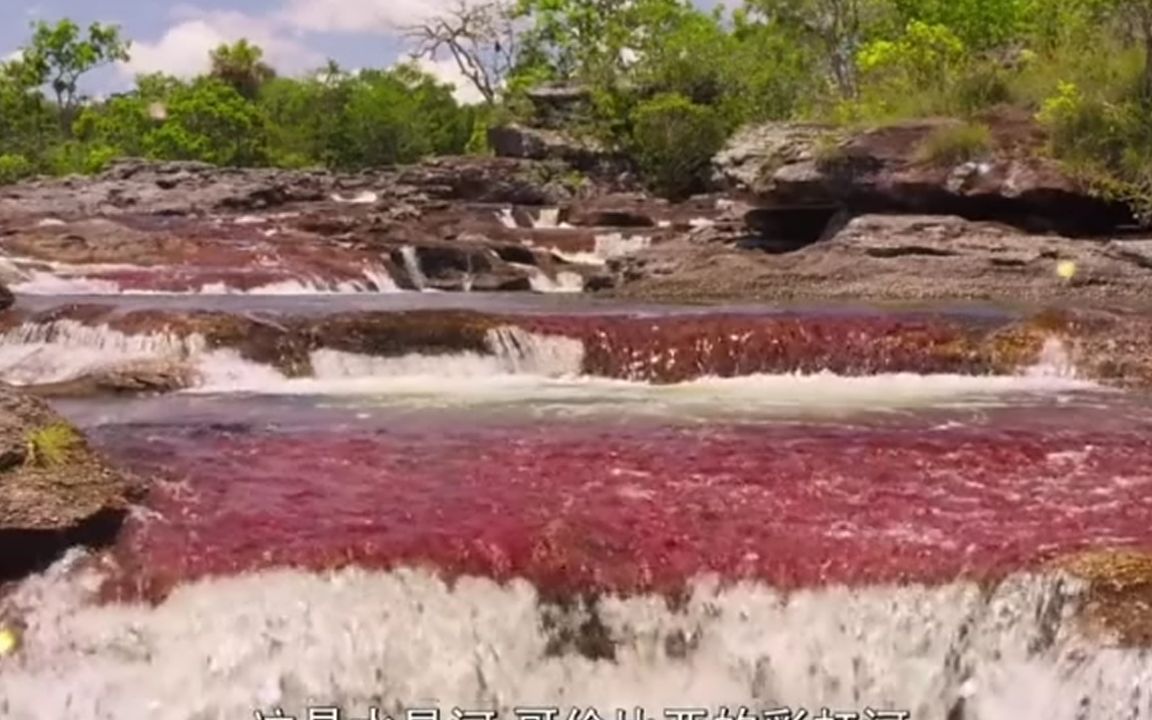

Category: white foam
[193, 327, 587, 394]
[512, 264, 585, 294]
[331, 191, 378, 204]
[496, 208, 519, 229]
[0, 321, 284, 388]
[534, 208, 562, 229]
[0, 557, 1148, 719]
[7, 263, 401, 295]
[0, 322, 1099, 412]
[541, 233, 654, 267]
[0, 321, 206, 384]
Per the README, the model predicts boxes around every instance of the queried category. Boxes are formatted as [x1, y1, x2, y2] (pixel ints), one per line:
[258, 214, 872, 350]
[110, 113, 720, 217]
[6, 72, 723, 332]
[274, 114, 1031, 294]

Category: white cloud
[279, 0, 456, 34]
[118, 9, 323, 80]
[408, 56, 486, 105]
[3, 50, 21, 64]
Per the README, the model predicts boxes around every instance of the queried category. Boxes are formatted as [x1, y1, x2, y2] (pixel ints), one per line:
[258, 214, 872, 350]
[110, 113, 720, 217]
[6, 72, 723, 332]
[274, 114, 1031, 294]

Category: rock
[713, 111, 1135, 235]
[21, 359, 201, 398]
[0, 385, 134, 580]
[564, 195, 660, 228]
[607, 213, 1152, 304]
[0, 283, 12, 313]
[488, 124, 633, 178]
[524, 85, 595, 129]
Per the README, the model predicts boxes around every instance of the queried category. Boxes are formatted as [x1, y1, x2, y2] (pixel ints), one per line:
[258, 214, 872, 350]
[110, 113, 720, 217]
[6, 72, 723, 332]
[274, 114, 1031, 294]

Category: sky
[0, 1, 525, 103]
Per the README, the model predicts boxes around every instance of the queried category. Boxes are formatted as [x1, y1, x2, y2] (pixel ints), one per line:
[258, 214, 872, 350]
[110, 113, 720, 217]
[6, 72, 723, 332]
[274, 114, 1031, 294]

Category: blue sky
[3, 1, 725, 102]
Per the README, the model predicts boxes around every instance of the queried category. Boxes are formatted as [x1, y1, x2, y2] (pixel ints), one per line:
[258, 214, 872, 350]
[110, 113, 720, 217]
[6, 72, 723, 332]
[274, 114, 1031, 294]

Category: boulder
[713, 112, 1136, 236]
[0, 385, 135, 579]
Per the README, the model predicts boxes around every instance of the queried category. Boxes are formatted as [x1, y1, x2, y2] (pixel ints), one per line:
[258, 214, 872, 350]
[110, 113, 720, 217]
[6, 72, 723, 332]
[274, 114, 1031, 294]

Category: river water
[1, 289, 1151, 720]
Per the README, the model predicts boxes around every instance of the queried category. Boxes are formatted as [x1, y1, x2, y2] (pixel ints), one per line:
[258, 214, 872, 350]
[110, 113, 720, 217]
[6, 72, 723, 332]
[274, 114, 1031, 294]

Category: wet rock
[21, 359, 200, 398]
[1058, 550, 1152, 647]
[713, 111, 1135, 235]
[0, 385, 134, 580]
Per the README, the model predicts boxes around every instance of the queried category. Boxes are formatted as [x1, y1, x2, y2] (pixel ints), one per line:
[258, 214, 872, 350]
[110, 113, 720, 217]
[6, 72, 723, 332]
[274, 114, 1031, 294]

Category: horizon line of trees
[5, 0, 1152, 206]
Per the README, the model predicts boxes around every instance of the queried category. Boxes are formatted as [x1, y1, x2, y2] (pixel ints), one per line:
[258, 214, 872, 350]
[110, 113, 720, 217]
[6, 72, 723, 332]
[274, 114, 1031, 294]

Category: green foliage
[332, 66, 474, 169]
[1037, 79, 1152, 221]
[210, 39, 276, 100]
[916, 121, 992, 165]
[24, 422, 81, 468]
[3, 1, 1152, 218]
[142, 78, 269, 166]
[0, 154, 34, 185]
[890, 0, 1036, 50]
[20, 19, 130, 127]
[629, 92, 725, 199]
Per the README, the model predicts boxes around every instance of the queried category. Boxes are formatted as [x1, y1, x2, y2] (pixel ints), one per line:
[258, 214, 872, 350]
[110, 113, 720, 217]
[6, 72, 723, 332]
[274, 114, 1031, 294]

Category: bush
[629, 92, 726, 200]
[25, 422, 81, 467]
[0, 154, 33, 184]
[1038, 81, 1152, 221]
[916, 121, 992, 165]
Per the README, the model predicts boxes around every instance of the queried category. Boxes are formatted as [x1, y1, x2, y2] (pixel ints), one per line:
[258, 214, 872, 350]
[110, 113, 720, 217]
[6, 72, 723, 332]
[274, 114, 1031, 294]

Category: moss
[24, 422, 82, 468]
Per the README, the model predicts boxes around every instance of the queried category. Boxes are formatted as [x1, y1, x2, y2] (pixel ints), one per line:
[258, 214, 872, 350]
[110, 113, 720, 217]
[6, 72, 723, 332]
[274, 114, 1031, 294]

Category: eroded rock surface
[609, 213, 1152, 304]
[713, 111, 1135, 236]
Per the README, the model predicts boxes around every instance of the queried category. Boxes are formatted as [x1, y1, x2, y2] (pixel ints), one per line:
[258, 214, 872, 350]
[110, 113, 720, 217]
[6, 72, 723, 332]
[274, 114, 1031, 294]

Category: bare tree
[402, 0, 521, 104]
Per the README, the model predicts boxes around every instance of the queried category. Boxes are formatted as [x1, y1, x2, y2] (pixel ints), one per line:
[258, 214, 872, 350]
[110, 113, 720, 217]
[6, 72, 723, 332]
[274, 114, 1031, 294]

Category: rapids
[2, 289, 1152, 720]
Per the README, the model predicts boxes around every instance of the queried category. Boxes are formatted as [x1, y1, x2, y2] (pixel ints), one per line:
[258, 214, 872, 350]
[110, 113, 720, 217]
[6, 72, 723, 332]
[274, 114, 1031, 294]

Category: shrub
[629, 92, 726, 200]
[916, 122, 992, 165]
[1038, 80, 1152, 221]
[25, 422, 81, 468]
[0, 154, 32, 185]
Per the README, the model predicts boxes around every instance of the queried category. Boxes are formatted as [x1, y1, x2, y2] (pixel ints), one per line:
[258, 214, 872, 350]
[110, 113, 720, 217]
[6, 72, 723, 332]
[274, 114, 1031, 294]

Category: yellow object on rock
[0, 626, 18, 656]
[1056, 260, 1077, 280]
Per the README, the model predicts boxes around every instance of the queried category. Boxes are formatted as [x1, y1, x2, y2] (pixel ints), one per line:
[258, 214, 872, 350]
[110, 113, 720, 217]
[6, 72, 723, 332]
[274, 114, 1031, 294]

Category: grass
[916, 122, 993, 166]
[811, 132, 848, 168]
[24, 422, 81, 468]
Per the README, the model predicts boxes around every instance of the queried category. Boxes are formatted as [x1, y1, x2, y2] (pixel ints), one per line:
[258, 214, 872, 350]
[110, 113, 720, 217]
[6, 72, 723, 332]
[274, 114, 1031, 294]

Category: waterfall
[399, 246, 428, 291]
[1, 560, 1150, 719]
[534, 207, 562, 229]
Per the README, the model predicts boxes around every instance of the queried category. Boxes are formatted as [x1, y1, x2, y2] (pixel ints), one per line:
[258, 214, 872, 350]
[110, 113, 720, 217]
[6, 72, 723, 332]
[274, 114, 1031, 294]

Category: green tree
[629, 92, 726, 199]
[144, 77, 269, 166]
[745, 0, 888, 99]
[18, 19, 130, 130]
[334, 67, 473, 168]
[0, 57, 56, 177]
[209, 39, 276, 100]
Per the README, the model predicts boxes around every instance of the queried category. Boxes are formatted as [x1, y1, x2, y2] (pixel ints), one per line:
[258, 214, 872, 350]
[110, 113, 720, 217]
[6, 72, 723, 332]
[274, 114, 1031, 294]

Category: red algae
[516, 314, 1019, 381]
[98, 421, 1152, 603]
